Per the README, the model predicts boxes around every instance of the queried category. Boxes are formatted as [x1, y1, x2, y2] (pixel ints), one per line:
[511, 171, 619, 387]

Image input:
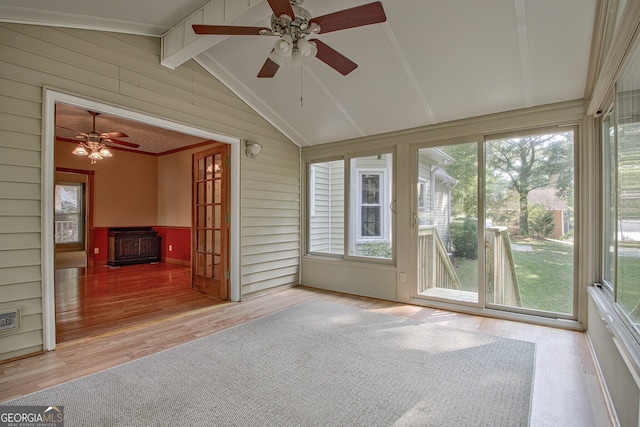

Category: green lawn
[510, 238, 574, 314]
[452, 238, 574, 314]
[451, 238, 640, 317]
[618, 246, 640, 321]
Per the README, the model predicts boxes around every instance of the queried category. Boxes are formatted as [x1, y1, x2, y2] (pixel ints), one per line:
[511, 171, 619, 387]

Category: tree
[486, 132, 573, 236]
[442, 143, 478, 218]
[529, 203, 555, 238]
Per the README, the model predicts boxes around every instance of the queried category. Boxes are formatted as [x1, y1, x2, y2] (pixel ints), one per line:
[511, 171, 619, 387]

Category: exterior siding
[241, 138, 300, 298]
[308, 161, 344, 254]
[0, 23, 299, 360]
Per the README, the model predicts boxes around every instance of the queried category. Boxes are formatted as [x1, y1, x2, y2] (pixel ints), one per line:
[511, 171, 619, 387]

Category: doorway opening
[44, 90, 241, 349]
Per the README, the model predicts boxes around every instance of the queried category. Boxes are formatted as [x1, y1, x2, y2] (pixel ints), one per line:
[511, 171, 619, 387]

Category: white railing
[418, 225, 462, 293]
[55, 220, 79, 244]
[485, 226, 521, 306]
[417, 225, 521, 307]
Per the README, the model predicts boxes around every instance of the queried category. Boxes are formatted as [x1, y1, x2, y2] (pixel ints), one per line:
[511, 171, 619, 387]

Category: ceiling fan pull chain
[300, 64, 304, 107]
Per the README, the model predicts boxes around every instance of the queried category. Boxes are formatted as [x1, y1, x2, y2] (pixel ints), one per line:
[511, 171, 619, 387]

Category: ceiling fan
[57, 111, 139, 163]
[192, 0, 386, 78]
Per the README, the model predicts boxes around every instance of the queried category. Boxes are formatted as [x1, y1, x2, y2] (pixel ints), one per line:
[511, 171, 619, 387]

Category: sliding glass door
[485, 129, 575, 316]
[414, 141, 479, 304]
[413, 128, 576, 318]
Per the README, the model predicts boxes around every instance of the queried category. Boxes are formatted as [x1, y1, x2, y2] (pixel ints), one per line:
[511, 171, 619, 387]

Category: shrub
[450, 218, 478, 259]
[529, 203, 555, 238]
[358, 241, 392, 258]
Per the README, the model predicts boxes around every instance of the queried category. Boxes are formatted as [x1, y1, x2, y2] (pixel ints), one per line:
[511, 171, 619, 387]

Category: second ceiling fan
[192, 0, 386, 78]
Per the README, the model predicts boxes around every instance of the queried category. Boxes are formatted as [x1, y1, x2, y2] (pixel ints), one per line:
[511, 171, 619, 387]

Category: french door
[192, 144, 230, 300]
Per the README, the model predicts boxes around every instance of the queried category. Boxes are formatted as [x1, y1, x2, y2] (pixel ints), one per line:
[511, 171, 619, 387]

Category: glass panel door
[485, 129, 575, 316]
[415, 142, 479, 304]
[192, 144, 229, 300]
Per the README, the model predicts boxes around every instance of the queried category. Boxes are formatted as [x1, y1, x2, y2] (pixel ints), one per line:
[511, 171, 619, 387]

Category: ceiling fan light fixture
[274, 34, 293, 57]
[88, 151, 103, 161]
[297, 38, 317, 59]
[72, 145, 88, 156]
[99, 147, 113, 158]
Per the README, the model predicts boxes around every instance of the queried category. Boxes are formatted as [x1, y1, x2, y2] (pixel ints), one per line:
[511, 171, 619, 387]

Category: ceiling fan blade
[100, 131, 128, 139]
[56, 124, 84, 134]
[107, 139, 140, 149]
[310, 1, 386, 34]
[257, 55, 281, 78]
[267, 0, 295, 19]
[192, 25, 267, 36]
[311, 39, 358, 75]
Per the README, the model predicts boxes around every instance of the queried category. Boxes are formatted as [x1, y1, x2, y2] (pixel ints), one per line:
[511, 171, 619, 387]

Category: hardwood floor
[55, 262, 219, 342]
[1, 281, 612, 426]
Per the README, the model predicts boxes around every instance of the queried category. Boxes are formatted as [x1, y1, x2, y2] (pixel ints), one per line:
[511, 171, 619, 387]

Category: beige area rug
[2, 301, 536, 426]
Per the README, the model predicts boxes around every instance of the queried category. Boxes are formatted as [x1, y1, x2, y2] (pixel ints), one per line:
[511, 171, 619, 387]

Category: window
[55, 183, 84, 246]
[349, 153, 393, 259]
[602, 109, 616, 291]
[359, 172, 382, 238]
[307, 154, 393, 260]
[605, 41, 640, 337]
[417, 178, 428, 212]
[309, 165, 317, 217]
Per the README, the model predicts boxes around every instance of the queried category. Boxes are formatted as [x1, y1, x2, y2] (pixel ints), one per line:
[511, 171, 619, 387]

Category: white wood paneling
[0, 22, 299, 361]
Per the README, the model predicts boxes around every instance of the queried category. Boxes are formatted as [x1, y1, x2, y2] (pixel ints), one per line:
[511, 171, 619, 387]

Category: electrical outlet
[399, 272, 407, 283]
[169, 245, 173, 252]
[94, 247, 99, 254]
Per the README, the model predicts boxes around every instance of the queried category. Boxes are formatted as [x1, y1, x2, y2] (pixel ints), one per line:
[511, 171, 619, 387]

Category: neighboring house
[528, 187, 571, 240]
[417, 148, 457, 250]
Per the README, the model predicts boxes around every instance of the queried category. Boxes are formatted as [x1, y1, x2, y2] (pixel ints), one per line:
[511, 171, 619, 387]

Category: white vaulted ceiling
[0, 0, 597, 148]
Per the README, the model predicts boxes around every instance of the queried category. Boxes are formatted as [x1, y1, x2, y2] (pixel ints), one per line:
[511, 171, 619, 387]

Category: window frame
[54, 182, 85, 250]
[601, 106, 617, 294]
[356, 170, 386, 240]
[346, 151, 394, 261]
[598, 39, 640, 345]
[305, 150, 395, 263]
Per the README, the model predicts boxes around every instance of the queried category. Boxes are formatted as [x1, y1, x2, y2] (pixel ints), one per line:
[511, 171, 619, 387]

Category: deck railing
[485, 226, 521, 307]
[55, 220, 79, 244]
[417, 225, 462, 293]
[417, 225, 522, 307]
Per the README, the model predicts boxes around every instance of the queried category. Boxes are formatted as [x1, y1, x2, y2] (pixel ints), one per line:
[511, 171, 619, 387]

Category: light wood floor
[1, 271, 612, 426]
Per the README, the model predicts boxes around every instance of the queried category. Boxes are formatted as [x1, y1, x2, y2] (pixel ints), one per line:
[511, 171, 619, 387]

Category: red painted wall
[155, 226, 191, 264]
[91, 226, 191, 265]
[92, 227, 109, 264]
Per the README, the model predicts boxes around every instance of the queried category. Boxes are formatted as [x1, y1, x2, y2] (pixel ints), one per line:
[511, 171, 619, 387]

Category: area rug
[3, 301, 536, 426]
